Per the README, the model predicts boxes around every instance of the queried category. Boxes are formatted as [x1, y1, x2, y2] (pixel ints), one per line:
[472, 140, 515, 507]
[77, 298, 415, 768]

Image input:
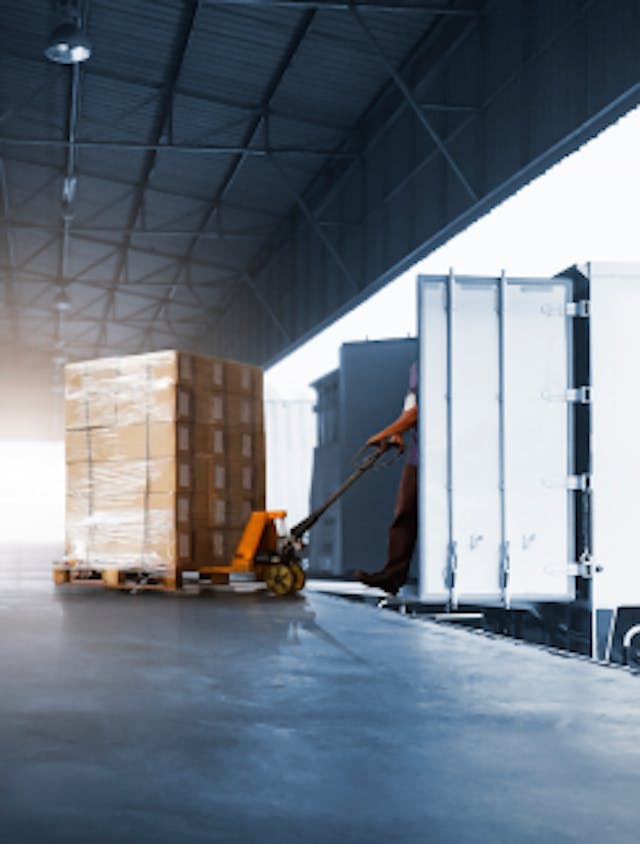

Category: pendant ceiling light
[45, 15, 91, 64]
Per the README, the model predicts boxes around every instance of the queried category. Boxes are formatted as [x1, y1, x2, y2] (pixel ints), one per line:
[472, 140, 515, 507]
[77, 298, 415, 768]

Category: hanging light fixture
[53, 287, 72, 310]
[45, 4, 92, 65]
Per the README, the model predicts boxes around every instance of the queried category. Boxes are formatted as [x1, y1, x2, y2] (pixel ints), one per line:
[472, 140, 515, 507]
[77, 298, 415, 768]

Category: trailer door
[418, 273, 575, 606]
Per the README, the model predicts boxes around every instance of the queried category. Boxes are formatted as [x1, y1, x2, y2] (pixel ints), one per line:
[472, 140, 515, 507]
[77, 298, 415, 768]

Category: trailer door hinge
[566, 300, 590, 317]
[567, 386, 591, 404]
[567, 474, 591, 491]
[499, 541, 511, 591]
[567, 559, 602, 578]
[543, 474, 591, 491]
[542, 386, 591, 404]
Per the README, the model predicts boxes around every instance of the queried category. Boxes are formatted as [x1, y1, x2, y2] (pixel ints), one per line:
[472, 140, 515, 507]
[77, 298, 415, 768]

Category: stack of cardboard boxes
[65, 350, 264, 586]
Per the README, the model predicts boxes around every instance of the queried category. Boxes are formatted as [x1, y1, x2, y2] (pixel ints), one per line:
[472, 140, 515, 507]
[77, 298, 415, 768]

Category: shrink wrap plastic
[64, 350, 264, 574]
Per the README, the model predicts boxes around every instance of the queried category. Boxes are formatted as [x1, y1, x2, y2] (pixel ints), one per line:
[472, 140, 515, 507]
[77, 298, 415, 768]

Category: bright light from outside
[266, 104, 640, 401]
[0, 443, 65, 544]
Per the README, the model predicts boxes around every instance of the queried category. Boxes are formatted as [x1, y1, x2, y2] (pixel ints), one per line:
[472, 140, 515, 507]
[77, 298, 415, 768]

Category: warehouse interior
[1, 1, 640, 841]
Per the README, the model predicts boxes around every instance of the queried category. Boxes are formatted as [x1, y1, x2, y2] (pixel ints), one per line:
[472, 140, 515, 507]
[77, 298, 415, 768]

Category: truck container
[417, 264, 640, 662]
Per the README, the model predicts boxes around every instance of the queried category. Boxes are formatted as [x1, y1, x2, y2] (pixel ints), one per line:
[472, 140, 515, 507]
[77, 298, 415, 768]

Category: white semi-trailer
[418, 264, 640, 663]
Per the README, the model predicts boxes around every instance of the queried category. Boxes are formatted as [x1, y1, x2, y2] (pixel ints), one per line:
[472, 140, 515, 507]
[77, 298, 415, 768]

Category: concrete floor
[1, 546, 639, 843]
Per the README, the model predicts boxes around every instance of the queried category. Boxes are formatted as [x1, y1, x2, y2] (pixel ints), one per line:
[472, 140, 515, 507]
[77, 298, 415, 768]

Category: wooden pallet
[53, 562, 240, 591]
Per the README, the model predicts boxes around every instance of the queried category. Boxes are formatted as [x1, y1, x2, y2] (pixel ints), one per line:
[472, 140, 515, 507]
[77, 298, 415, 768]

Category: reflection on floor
[0, 544, 639, 844]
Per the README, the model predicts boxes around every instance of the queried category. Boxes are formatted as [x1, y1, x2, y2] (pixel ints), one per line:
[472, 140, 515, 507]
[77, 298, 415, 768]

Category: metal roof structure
[1, 0, 640, 399]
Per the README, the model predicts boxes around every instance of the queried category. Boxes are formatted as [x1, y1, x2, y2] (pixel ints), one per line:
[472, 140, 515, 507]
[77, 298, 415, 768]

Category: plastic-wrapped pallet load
[64, 350, 264, 588]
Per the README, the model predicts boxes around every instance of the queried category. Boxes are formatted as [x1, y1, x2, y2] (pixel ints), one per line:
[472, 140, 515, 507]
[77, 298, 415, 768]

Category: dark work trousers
[380, 463, 417, 587]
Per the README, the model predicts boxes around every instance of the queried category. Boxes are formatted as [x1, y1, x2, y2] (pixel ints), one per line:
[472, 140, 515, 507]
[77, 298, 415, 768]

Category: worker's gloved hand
[366, 432, 404, 453]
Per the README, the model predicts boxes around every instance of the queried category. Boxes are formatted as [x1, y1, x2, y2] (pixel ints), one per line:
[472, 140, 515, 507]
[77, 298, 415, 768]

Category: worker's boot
[354, 569, 400, 595]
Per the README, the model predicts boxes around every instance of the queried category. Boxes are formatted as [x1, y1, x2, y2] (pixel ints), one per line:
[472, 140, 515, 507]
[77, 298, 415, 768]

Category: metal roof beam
[63, 233, 243, 275]
[117, 1, 202, 259]
[0, 138, 356, 159]
[82, 64, 350, 132]
[0, 263, 238, 292]
[0, 44, 349, 135]
[242, 272, 292, 342]
[245, 6, 480, 291]
[270, 153, 359, 293]
[0, 149, 281, 218]
[139, 9, 317, 351]
[3, 222, 278, 239]
[9, 231, 61, 275]
[97, 0, 203, 353]
[350, 2, 478, 201]
[6, 170, 61, 217]
[422, 101, 479, 112]
[203, 1, 479, 13]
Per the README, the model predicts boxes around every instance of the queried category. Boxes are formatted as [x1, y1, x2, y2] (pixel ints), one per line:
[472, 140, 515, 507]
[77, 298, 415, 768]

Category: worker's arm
[367, 405, 418, 451]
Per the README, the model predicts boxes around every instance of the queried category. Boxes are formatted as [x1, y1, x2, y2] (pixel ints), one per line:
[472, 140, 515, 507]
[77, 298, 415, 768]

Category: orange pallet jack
[54, 446, 387, 595]
[239, 445, 387, 595]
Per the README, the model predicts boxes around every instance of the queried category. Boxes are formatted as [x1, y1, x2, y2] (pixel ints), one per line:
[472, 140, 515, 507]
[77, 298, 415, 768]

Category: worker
[354, 361, 418, 595]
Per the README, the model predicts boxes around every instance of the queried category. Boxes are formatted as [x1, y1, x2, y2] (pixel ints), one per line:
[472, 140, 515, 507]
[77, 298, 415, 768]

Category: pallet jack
[54, 445, 390, 595]
[234, 444, 388, 595]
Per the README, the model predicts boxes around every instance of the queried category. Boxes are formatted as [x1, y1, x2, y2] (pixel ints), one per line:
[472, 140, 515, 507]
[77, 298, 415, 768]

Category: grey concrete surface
[1, 545, 639, 843]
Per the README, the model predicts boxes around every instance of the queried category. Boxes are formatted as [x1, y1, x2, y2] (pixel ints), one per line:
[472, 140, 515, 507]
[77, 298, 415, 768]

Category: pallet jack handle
[290, 445, 391, 540]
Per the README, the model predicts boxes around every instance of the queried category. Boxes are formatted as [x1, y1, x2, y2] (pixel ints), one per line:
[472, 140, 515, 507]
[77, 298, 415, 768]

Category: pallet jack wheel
[291, 562, 306, 593]
[265, 563, 294, 596]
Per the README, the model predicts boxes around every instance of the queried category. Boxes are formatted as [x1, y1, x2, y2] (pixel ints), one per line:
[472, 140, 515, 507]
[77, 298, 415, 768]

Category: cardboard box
[149, 421, 191, 458]
[92, 461, 147, 508]
[91, 425, 146, 462]
[85, 370, 119, 429]
[253, 397, 264, 432]
[144, 530, 191, 569]
[65, 395, 88, 430]
[92, 493, 147, 513]
[65, 362, 119, 429]
[66, 461, 92, 499]
[148, 457, 192, 494]
[192, 493, 228, 528]
[67, 422, 191, 465]
[65, 429, 90, 464]
[191, 493, 258, 529]
[226, 395, 254, 428]
[194, 393, 225, 425]
[193, 426, 254, 459]
[226, 459, 257, 495]
[117, 349, 183, 384]
[147, 492, 191, 528]
[193, 456, 227, 494]
[193, 527, 243, 566]
[193, 355, 225, 390]
[147, 384, 192, 423]
[63, 351, 264, 573]
[225, 361, 259, 395]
